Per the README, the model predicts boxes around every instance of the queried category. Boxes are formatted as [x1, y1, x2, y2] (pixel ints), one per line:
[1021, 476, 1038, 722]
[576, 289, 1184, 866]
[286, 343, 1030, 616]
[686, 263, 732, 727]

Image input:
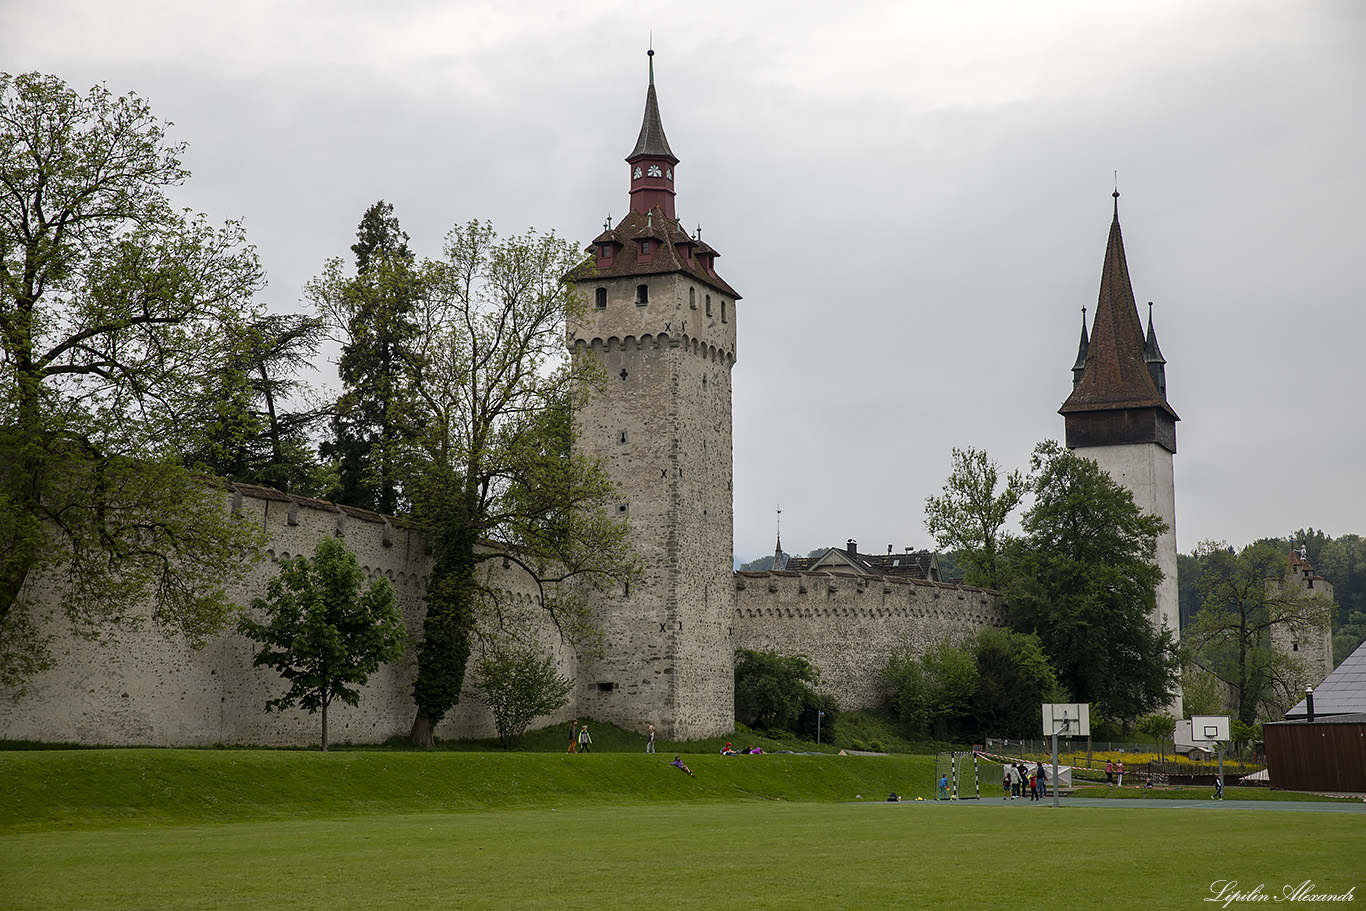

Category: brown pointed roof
[1061, 206, 1178, 420]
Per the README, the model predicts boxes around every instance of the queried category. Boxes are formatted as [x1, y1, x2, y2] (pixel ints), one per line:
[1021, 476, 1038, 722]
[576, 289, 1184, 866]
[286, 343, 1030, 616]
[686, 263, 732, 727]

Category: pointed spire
[1071, 306, 1090, 389]
[773, 506, 785, 570]
[1061, 195, 1178, 450]
[627, 49, 678, 164]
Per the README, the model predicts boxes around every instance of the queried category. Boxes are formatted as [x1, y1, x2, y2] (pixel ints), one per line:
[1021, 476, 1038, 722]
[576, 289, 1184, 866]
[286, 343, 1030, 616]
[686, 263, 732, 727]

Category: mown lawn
[1, 750, 1361, 911]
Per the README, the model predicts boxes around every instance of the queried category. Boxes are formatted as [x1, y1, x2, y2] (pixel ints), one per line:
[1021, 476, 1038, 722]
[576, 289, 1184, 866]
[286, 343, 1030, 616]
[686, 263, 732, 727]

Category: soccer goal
[934, 751, 983, 800]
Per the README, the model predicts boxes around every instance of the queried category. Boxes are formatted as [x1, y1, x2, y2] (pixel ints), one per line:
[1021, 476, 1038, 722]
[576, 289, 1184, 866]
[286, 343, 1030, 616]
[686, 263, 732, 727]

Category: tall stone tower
[566, 52, 739, 740]
[1059, 193, 1183, 715]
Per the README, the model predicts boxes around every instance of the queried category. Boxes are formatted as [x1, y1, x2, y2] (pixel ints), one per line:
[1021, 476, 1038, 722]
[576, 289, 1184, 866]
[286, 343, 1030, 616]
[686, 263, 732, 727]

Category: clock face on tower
[647, 164, 663, 177]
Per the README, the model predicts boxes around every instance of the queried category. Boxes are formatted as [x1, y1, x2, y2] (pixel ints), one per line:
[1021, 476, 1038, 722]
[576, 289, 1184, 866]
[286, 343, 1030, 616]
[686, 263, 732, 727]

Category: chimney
[887, 544, 893, 555]
[1305, 685, 1315, 723]
[846, 539, 857, 558]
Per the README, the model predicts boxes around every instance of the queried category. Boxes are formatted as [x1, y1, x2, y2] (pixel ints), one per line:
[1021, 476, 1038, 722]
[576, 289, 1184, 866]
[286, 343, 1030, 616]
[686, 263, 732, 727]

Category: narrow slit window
[636, 284, 649, 306]
[595, 287, 607, 309]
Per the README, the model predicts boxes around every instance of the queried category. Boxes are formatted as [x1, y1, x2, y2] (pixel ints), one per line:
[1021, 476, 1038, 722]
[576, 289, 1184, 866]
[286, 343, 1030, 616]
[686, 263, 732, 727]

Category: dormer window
[599, 244, 612, 259]
[640, 240, 651, 256]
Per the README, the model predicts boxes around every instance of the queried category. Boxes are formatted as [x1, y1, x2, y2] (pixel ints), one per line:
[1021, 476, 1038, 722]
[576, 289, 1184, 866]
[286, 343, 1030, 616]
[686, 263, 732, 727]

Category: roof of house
[783, 545, 940, 582]
[1284, 637, 1366, 719]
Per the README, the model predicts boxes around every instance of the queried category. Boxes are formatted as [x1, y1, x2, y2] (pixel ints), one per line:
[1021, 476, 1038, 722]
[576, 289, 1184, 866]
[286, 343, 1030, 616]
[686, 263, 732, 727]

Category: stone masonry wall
[0, 487, 578, 747]
[732, 570, 1005, 711]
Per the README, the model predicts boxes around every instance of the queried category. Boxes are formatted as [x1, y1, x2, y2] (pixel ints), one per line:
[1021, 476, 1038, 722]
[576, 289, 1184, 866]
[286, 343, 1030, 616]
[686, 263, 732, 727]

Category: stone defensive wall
[731, 570, 1005, 711]
[0, 484, 576, 747]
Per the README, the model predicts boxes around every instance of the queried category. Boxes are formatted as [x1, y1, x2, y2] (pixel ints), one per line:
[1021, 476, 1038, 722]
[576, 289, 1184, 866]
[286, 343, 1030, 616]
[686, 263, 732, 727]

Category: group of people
[1104, 758, 1126, 786]
[720, 742, 763, 755]
[1003, 761, 1048, 801]
[566, 720, 592, 753]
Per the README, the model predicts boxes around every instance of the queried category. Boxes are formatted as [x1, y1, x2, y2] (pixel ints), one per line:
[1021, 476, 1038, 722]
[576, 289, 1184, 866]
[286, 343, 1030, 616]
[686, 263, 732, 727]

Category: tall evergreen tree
[180, 313, 327, 493]
[310, 200, 423, 513]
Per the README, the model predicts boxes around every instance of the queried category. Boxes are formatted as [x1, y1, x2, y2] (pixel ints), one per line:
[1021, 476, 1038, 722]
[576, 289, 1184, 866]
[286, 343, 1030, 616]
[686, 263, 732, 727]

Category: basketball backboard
[1190, 715, 1231, 742]
[1042, 703, 1090, 737]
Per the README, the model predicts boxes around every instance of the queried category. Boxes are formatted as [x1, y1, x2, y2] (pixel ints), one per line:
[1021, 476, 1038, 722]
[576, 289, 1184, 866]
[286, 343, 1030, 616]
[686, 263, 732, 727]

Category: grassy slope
[0, 749, 939, 830]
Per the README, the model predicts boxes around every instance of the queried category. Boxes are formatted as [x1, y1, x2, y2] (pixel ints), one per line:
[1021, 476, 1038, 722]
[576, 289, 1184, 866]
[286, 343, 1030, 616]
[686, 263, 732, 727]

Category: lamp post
[817, 710, 825, 745]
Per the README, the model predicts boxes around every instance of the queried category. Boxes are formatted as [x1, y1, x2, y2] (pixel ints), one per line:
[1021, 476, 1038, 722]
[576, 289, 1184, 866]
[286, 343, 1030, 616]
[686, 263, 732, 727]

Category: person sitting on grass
[721, 742, 736, 755]
[670, 756, 695, 777]
[746, 746, 763, 754]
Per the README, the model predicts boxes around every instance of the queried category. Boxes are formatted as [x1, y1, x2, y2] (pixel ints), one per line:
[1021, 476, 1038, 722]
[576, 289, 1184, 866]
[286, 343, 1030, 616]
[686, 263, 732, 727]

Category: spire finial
[648, 43, 655, 86]
[1112, 172, 1120, 223]
[773, 505, 784, 570]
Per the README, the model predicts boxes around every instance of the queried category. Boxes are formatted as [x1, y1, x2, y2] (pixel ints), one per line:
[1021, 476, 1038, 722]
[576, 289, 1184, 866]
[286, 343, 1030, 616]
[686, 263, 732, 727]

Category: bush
[734, 649, 821, 731]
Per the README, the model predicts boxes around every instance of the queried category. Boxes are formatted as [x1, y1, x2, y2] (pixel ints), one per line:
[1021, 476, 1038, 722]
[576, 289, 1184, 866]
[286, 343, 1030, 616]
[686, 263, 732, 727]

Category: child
[670, 756, 695, 777]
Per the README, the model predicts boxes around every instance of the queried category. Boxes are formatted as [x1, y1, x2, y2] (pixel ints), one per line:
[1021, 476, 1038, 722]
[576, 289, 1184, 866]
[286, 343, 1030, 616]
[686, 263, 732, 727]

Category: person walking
[646, 724, 656, 754]
[567, 718, 578, 753]
[1116, 759, 1125, 787]
[577, 724, 592, 754]
[1105, 758, 1114, 786]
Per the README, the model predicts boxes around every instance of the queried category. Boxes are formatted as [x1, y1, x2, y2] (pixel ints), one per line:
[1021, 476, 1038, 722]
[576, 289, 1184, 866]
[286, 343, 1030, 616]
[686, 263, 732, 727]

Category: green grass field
[2, 749, 1362, 911]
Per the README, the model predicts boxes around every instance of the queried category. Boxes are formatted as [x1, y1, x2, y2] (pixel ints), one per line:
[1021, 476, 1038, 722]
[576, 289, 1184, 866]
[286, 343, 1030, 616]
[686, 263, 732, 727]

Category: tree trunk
[322, 699, 329, 752]
[410, 710, 435, 748]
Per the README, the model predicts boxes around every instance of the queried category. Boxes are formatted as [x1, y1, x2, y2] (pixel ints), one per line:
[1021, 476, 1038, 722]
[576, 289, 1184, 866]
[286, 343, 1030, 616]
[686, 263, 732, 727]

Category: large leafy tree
[924, 447, 1025, 589]
[0, 72, 265, 691]
[309, 200, 424, 514]
[1004, 441, 1177, 721]
[403, 221, 637, 745]
[238, 536, 406, 751]
[1184, 541, 1333, 726]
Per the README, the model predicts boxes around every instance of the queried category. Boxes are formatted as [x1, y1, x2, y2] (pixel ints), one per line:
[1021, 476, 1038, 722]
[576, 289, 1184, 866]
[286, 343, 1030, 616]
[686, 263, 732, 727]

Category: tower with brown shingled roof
[1060, 193, 1183, 714]
[566, 51, 740, 740]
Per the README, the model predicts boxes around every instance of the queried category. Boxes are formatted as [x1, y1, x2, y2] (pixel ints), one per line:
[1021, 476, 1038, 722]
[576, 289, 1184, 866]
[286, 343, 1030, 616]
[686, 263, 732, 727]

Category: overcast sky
[6, 0, 1364, 564]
